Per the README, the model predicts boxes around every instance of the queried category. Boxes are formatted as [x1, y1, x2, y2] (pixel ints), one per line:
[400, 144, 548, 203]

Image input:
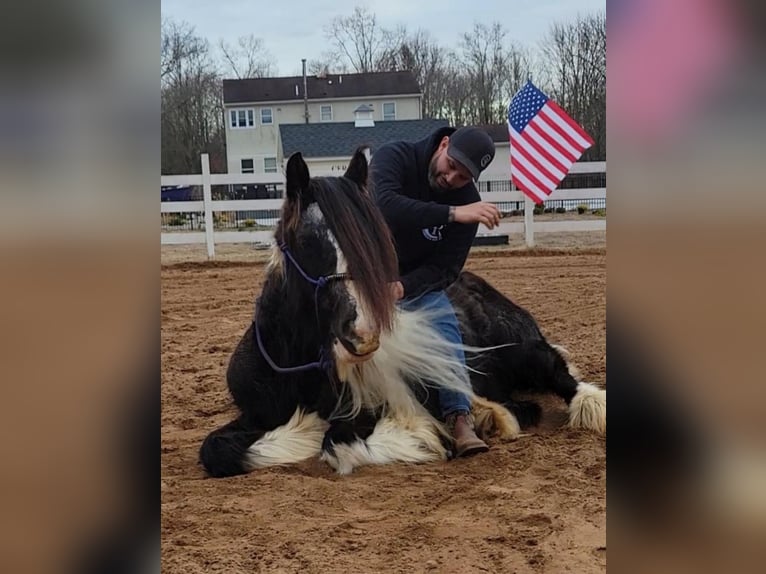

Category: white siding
[477, 142, 511, 182]
[224, 95, 422, 172]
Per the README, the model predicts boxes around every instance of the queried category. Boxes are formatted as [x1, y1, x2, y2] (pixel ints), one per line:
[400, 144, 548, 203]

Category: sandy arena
[162, 238, 606, 573]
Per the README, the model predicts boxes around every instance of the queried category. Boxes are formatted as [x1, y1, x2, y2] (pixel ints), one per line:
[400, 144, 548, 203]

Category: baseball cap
[446, 127, 496, 181]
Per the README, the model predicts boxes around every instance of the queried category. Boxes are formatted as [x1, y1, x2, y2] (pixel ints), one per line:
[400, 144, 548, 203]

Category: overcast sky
[162, 0, 605, 76]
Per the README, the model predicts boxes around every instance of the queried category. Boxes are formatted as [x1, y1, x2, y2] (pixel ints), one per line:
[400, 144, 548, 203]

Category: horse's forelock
[312, 177, 398, 331]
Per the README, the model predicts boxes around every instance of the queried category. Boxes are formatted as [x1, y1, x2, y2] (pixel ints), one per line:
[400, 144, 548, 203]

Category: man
[369, 126, 501, 458]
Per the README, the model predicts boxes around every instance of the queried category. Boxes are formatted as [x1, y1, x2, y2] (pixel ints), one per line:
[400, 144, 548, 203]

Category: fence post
[524, 196, 535, 248]
[201, 154, 215, 259]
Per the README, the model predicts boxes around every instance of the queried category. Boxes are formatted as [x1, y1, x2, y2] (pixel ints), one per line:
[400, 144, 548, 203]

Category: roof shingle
[279, 119, 449, 158]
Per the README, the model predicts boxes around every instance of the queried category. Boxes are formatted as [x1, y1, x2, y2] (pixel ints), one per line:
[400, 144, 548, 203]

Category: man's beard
[428, 157, 447, 191]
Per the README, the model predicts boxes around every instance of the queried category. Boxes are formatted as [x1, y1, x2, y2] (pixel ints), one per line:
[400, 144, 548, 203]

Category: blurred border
[0, 1, 159, 573]
[608, 0, 766, 571]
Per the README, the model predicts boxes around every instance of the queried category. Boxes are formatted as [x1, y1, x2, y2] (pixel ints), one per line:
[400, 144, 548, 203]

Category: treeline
[162, 7, 605, 174]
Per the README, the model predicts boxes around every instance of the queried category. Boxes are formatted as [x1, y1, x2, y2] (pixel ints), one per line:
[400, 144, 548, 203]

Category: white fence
[161, 154, 605, 259]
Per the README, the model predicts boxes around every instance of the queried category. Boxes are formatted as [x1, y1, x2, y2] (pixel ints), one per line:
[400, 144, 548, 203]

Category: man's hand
[389, 281, 404, 301]
[454, 202, 502, 230]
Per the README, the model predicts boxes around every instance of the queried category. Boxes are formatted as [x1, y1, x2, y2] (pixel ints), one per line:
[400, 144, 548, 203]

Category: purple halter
[253, 241, 349, 374]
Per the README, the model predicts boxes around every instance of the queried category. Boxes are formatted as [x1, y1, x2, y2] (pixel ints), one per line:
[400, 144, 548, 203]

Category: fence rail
[161, 154, 606, 259]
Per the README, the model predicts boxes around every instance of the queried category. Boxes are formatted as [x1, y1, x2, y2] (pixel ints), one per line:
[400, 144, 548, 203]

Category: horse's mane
[275, 174, 398, 332]
[310, 176, 398, 332]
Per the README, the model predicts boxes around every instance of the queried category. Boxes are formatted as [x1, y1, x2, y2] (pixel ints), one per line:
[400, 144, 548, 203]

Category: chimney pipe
[302, 59, 308, 124]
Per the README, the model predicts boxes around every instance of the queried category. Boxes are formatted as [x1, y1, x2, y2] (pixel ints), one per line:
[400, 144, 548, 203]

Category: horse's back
[447, 271, 546, 347]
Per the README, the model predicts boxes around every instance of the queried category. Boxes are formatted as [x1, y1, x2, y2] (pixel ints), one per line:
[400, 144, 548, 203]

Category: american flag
[508, 81, 594, 204]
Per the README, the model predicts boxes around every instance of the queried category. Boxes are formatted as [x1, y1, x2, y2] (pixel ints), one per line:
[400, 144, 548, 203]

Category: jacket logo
[422, 225, 444, 242]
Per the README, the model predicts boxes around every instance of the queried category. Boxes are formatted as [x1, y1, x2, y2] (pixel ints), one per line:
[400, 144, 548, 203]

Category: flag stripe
[510, 125, 567, 180]
[526, 122, 577, 165]
[511, 142, 558, 190]
[545, 100, 595, 146]
[533, 113, 581, 159]
[511, 157, 552, 202]
[511, 130, 571, 179]
[510, 166, 548, 203]
[538, 107, 586, 153]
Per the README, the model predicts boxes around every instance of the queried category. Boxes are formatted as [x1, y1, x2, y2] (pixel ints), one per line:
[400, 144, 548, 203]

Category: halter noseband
[253, 241, 350, 373]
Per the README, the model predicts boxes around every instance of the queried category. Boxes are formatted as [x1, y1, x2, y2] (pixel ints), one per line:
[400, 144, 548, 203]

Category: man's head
[429, 127, 496, 191]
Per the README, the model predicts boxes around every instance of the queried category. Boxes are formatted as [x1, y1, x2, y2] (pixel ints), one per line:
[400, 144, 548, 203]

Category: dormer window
[353, 104, 375, 128]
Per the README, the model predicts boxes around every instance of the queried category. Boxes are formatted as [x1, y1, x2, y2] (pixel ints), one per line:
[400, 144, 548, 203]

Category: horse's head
[273, 148, 398, 364]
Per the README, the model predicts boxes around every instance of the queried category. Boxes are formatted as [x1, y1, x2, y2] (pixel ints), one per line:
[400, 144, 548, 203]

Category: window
[240, 159, 254, 174]
[260, 108, 273, 125]
[320, 105, 332, 122]
[383, 102, 396, 121]
[230, 108, 255, 128]
[263, 157, 278, 173]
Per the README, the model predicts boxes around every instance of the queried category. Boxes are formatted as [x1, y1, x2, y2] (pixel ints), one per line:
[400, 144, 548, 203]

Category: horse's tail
[568, 381, 606, 434]
[199, 417, 264, 478]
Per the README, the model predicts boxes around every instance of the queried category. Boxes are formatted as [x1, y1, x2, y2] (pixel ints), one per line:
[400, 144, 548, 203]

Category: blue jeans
[399, 290, 471, 418]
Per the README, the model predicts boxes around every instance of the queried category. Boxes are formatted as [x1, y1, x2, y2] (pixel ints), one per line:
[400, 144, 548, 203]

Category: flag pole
[524, 196, 535, 248]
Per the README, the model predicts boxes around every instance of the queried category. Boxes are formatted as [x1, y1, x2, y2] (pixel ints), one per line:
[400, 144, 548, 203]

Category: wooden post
[201, 154, 215, 259]
[524, 196, 535, 248]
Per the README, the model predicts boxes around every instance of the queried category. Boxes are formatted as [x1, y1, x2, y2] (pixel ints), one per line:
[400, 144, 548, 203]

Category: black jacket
[369, 127, 480, 298]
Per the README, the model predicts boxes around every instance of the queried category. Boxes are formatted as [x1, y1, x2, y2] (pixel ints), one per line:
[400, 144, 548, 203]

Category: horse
[199, 149, 606, 477]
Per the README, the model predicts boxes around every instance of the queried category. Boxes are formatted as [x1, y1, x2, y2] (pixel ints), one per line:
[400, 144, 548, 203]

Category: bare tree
[501, 45, 533, 117]
[218, 34, 276, 79]
[437, 53, 474, 126]
[539, 12, 606, 159]
[324, 6, 397, 73]
[161, 18, 226, 174]
[457, 23, 512, 125]
[377, 29, 447, 118]
[306, 52, 349, 76]
[162, 18, 208, 86]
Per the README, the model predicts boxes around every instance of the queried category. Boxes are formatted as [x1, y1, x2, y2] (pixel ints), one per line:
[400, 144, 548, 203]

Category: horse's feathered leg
[488, 341, 605, 433]
[199, 416, 265, 478]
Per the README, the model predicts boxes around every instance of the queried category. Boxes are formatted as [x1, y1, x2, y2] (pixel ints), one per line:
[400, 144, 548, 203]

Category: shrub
[167, 215, 186, 226]
[555, 206, 567, 214]
[577, 203, 589, 215]
[242, 219, 256, 228]
[592, 208, 606, 217]
[533, 206, 544, 216]
[510, 209, 521, 216]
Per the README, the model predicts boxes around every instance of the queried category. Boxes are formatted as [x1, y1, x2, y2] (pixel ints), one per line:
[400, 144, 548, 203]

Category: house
[223, 68, 512, 185]
[279, 118, 449, 174]
[223, 70, 424, 175]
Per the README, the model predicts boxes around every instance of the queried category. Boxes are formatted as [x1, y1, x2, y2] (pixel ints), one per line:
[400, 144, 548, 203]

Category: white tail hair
[569, 382, 606, 434]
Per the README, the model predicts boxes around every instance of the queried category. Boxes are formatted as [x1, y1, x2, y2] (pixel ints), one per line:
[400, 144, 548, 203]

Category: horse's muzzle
[334, 332, 380, 363]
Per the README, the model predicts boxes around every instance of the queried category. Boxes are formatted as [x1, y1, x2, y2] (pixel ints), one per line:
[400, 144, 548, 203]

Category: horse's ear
[285, 152, 310, 201]
[344, 147, 369, 188]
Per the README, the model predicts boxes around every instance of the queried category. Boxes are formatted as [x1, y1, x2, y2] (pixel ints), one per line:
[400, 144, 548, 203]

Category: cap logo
[480, 154, 492, 168]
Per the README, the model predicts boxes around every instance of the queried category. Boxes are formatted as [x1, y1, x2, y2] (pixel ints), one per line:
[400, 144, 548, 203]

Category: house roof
[280, 119, 449, 158]
[223, 71, 421, 104]
[475, 123, 510, 143]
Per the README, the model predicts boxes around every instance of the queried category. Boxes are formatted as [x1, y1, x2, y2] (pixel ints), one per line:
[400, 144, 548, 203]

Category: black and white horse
[199, 150, 605, 476]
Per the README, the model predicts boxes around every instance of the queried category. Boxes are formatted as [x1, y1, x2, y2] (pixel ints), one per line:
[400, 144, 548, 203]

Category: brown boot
[445, 411, 489, 458]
